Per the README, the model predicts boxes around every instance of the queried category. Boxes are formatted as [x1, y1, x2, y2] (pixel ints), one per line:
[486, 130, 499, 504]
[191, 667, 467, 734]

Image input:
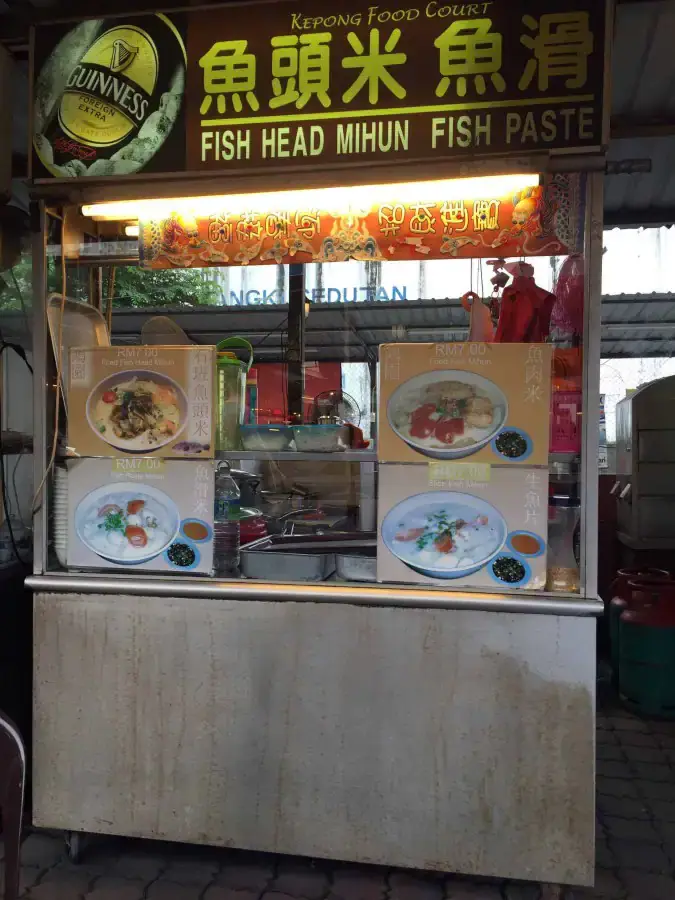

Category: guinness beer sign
[33, 14, 186, 178]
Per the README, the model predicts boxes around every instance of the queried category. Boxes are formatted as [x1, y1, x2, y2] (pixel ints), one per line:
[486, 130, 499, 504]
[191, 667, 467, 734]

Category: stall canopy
[2, 0, 675, 231]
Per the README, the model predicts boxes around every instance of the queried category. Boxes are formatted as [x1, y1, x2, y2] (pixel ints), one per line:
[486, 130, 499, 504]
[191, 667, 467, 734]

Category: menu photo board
[67, 457, 215, 575]
[377, 463, 548, 591]
[31, 0, 609, 181]
[379, 342, 554, 467]
[66, 345, 216, 459]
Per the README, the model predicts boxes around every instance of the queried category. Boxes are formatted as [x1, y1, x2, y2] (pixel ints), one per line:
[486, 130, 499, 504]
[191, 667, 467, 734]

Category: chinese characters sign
[139, 175, 577, 269]
[31, 1, 608, 181]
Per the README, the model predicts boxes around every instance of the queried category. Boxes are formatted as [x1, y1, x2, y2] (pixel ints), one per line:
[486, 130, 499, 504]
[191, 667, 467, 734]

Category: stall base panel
[33, 593, 595, 886]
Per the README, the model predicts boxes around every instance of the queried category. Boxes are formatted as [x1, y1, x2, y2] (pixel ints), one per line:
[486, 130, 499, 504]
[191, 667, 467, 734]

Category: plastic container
[546, 496, 580, 593]
[216, 337, 253, 451]
[292, 424, 348, 452]
[245, 370, 258, 425]
[213, 462, 241, 575]
[240, 425, 294, 452]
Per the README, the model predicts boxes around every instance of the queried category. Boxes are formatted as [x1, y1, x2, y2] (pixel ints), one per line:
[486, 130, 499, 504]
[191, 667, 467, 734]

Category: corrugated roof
[3, 293, 673, 359]
[606, 1, 675, 226]
[612, 2, 675, 118]
[600, 291, 675, 358]
[74, 295, 675, 361]
[606, 136, 675, 222]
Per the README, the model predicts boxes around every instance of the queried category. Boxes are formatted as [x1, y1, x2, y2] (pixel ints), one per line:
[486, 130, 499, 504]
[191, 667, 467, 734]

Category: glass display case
[31, 176, 599, 606]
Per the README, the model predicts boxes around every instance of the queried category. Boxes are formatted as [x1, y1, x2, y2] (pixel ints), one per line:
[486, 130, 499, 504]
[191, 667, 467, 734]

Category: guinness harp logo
[58, 24, 159, 149]
[109, 38, 139, 74]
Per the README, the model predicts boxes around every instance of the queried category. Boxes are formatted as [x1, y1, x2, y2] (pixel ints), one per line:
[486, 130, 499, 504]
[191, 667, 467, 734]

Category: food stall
[26, 0, 611, 888]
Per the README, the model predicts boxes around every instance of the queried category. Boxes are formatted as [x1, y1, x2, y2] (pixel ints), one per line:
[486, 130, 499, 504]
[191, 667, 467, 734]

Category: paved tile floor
[3, 704, 675, 900]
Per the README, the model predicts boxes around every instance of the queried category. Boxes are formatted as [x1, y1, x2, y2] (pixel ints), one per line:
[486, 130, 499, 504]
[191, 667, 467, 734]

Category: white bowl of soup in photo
[75, 484, 180, 565]
[86, 370, 189, 453]
[382, 492, 508, 580]
[387, 370, 508, 460]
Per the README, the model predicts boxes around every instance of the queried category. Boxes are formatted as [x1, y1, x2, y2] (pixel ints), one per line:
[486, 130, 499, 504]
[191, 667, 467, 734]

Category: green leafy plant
[110, 267, 222, 308]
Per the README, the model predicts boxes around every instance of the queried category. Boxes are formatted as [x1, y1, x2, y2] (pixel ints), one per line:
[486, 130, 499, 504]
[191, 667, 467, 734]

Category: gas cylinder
[619, 580, 675, 718]
[609, 569, 669, 682]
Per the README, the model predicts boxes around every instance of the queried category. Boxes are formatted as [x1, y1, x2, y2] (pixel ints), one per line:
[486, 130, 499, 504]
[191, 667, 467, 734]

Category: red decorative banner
[139, 175, 581, 269]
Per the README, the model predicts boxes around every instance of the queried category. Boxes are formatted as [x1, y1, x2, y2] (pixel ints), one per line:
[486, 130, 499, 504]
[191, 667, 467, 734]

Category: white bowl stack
[52, 466, 68, 567]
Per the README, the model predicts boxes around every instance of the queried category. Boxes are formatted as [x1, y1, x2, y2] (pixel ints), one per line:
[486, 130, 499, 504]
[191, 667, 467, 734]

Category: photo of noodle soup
[381, 492, 507, 580]
[86, 370, 188, 453]
[387, 370, 508, 460]
[75, 484, 180, 565]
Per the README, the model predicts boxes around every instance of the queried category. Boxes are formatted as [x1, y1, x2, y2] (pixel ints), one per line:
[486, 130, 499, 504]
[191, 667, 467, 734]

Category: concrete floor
[2, 703, 675, 900]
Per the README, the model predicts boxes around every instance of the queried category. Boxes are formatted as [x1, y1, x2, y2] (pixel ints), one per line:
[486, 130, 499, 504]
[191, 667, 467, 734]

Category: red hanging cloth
[495, 262, 556, 343]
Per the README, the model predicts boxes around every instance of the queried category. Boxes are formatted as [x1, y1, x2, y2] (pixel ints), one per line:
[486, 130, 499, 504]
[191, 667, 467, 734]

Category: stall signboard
[31, 1, 609, 181]
[139, 174, 581, 268]
[66, 345, 216, 459]
[377, 464, 548, 590]
[379, 341, 553, 466]
[67, 458, 215, 575]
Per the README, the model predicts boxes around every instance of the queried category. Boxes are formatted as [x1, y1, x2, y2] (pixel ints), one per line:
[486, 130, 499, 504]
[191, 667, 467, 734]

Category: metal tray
[240, 533, 375, 582]
[336, 549, 377, 583]
[47, 295, 110, 408]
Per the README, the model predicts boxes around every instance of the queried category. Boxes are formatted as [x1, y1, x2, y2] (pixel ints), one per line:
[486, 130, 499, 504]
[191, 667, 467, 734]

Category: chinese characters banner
[31, 0, 608, 181]
[139, 174, 582, 269]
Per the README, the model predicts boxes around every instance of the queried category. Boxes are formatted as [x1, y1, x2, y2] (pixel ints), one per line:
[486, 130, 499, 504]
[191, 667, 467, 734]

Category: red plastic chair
[0, 712, 25, 900]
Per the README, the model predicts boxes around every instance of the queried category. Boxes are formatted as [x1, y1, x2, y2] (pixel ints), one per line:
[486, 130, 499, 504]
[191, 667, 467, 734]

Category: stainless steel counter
[32, 589, 597, 885]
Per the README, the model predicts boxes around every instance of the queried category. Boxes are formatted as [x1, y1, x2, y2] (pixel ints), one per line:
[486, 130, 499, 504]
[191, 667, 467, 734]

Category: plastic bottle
[213, 462, 241, 575]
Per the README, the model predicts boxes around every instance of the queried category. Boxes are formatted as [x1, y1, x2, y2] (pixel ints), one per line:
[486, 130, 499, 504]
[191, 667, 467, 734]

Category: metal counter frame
[30, 169, 606, 603]
[27, 573, 603, 616]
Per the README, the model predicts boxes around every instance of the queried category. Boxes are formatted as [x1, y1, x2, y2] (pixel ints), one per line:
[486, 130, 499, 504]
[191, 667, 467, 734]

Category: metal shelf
[216, 450, 377, 462]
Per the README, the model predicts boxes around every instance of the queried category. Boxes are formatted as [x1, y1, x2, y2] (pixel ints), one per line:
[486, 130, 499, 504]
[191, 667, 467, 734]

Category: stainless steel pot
[229, 469, 262, 508]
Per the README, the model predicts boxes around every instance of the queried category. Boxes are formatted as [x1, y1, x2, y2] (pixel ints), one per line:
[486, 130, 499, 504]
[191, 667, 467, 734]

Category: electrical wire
[0, 342, 33, 567]
[254, 315, 288, 350]
[0, 421, 24, 565]
[33, 210, 67, 515]
[11, 454, 25, 528]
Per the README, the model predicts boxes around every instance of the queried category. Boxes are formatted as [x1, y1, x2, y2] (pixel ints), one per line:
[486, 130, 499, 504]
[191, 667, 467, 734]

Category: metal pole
[31, 201, 48, 576]
[26, 572, 604, 617]
[581, 172, 604, 600]
[287, 262, 305, 424]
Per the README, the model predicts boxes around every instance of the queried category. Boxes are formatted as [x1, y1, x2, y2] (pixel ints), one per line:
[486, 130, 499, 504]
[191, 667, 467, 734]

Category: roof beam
[604, 207, 675, 228]
[611, 115, 675, 139]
